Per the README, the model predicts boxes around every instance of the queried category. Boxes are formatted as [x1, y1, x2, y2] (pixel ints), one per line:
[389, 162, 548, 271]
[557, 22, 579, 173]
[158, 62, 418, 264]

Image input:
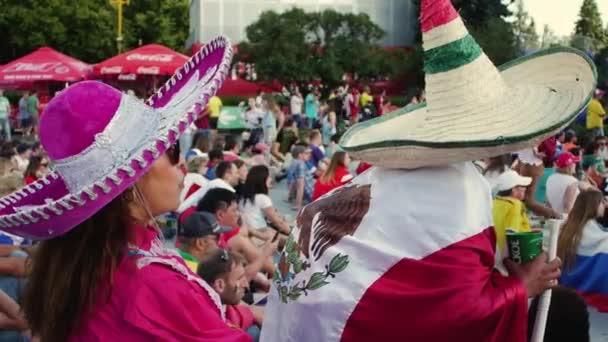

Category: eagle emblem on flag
[274, 184, 371, 303]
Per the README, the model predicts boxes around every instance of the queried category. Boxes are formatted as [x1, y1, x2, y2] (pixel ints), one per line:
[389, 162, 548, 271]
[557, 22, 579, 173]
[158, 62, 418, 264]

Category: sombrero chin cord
[133, 185, 164, 242]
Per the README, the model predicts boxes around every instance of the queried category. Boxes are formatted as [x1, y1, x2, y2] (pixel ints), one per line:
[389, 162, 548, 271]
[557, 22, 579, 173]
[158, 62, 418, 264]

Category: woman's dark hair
[483, 154, 512, 176]
[240, 165, 270, 204]
[190, 132, 210, 153]
[22, 193, 132, 342]
[23, 156, 43, 180]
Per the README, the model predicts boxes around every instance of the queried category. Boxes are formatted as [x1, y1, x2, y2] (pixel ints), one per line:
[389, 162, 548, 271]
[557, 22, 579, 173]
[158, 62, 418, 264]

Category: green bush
[221, 96, 248, 107]
[3, 91, 21, 105]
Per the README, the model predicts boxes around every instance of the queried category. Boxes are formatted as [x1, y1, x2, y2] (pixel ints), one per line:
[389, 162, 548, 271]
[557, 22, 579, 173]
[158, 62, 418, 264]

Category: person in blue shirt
[205, 149, 224, 180]
[305, 89, 320, 129]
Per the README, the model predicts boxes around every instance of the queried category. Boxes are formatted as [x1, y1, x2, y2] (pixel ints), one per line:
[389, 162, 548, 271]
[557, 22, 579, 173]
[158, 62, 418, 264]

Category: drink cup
[506, 229, 543, 264]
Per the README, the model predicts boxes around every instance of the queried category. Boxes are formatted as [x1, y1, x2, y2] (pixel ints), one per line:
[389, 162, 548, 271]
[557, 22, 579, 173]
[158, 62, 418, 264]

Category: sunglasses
[166, 142, 181, 166]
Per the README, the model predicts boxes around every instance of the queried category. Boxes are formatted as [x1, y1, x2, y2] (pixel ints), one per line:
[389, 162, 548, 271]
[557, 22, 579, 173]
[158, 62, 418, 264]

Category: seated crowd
[0, 85, 603, 341]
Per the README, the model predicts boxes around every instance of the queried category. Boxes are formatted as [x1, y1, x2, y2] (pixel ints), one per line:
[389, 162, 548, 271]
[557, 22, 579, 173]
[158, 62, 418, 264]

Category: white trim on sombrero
[54, 95, 157, 193]
[422, 16, 469, 51]
[0, 37, 233, 236]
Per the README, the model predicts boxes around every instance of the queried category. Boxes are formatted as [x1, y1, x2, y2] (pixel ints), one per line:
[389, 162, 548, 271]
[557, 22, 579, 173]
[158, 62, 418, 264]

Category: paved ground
[590, 307, 608, 341]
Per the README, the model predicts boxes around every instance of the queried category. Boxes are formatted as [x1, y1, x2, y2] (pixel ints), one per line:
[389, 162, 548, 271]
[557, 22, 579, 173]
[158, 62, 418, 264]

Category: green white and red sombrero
[340, 0, 597, 169]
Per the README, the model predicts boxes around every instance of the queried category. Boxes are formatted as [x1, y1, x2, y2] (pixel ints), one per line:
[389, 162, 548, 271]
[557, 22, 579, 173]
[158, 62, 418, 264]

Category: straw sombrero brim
[0, 37, 232, 240]
[340, 47, 597, 169]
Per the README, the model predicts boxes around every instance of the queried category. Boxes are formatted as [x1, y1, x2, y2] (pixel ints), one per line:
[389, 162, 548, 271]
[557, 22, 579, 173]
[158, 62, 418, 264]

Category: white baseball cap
[494, 170, 532, 192]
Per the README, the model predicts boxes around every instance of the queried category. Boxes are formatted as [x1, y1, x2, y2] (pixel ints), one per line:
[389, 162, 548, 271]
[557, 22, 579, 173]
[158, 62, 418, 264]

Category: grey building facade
[187, 0, 417, 48]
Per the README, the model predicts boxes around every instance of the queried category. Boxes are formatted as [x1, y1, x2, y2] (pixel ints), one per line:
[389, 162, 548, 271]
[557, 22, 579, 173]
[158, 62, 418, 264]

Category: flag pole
[530, 219, 561, 342]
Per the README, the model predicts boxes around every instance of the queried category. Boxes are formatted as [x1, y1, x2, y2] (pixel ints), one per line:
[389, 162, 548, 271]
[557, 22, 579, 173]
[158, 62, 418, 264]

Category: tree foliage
[122, 0, 189, 54]
[512, 0, 540, 52]
[541, 25, 561, 48]
[470, 18, 518, 64]
[237, 8, 399, 88]
[451, 0, 513, 28]
[574, 0, 606, 45]
[0, 0, 189, 64]
[0, 0, 116, 63]
[594, 47, 608, 89]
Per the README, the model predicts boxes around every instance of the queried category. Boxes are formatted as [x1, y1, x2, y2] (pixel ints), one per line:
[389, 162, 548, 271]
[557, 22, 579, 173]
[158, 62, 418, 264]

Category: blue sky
[523, 0, 608, 36]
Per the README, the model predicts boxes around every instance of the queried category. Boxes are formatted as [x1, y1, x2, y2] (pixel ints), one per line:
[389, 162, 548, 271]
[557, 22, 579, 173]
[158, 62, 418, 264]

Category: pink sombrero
[0, 36, 232, 240]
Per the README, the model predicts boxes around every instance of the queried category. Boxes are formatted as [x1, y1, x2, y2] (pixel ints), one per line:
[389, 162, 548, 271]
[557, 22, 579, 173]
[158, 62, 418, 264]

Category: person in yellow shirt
[176, 210, 231, 272]
[207, 95, 223, 130]
[492, 169, 532, 253]
[586, 90, 606, 137]
[359, 86, 373, 107]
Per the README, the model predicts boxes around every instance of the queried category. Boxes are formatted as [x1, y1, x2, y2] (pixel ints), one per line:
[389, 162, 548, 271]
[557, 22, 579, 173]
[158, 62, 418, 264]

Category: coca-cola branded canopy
[0, 47, 92, 84]
[93, 44, 188, 77]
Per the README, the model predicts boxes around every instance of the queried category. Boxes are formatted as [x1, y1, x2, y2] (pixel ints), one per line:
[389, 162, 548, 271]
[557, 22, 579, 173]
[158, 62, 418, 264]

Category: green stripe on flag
[424, 34, 482, 74]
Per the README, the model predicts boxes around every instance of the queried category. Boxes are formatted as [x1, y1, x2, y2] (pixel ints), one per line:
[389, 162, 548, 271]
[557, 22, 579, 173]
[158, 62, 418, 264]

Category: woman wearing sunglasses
[0, 39, 251, 342]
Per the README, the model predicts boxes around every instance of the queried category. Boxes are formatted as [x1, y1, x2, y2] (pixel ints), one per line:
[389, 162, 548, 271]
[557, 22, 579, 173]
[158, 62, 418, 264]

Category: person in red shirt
[313, 151, 353, 200]
[23, 156, 49, 185]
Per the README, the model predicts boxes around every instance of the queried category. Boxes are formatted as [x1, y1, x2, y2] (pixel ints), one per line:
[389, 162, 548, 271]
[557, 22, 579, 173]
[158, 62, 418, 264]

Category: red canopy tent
[0, 47, 91, 85]
[93, 44, 188, 78]
[217, 78, 276, 97]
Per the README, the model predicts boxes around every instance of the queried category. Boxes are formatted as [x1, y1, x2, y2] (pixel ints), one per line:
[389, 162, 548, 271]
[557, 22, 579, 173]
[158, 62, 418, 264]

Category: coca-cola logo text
[137, 66, 160, 75]
[100, 66, 123, 74]
[126, 53, 174, 62]
[2, 62, 69, 74]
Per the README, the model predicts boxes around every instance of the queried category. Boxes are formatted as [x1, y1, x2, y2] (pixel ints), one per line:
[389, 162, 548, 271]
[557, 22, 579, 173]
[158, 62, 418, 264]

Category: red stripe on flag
[420, 0, 459, 33]
[576, 291, 608, 313]
[340, 227, 528, 342]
